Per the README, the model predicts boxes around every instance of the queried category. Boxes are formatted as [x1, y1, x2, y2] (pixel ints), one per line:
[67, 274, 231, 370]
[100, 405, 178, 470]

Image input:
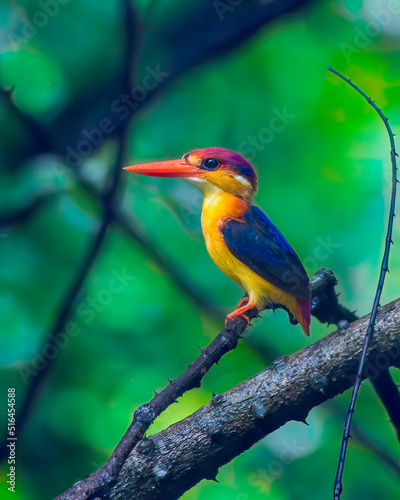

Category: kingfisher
[124, 148, 311, 336]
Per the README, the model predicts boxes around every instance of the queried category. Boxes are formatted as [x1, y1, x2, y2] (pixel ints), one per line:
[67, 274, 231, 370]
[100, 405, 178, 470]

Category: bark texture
[110, 298, 400, 500]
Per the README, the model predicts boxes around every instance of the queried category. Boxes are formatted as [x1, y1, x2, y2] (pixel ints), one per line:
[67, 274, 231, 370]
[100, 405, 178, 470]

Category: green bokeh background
[0, 0, 399, 499]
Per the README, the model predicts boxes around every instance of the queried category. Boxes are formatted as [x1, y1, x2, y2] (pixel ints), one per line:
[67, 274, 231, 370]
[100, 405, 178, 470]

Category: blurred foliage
[0, 0, 400, 499]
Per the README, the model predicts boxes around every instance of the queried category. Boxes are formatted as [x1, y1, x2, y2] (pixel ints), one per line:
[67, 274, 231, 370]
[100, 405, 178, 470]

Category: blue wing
[219, 204, 310, 301]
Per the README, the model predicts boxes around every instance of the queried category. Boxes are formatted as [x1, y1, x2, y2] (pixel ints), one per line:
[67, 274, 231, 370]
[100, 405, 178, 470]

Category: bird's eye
[202, 158, 220, 170]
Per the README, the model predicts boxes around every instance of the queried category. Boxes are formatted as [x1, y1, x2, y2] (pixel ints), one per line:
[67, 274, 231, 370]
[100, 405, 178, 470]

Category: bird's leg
[237, 295, 249, 308]
[225, 298, 257, 326]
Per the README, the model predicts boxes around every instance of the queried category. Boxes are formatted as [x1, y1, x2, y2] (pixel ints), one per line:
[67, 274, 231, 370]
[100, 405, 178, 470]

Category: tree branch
[106, 297, 400, 500]
[55, 309, 257, 500]
[56, 295, 400, 500]
[310, 268, 358, 325]
[53, 268, 364, 499]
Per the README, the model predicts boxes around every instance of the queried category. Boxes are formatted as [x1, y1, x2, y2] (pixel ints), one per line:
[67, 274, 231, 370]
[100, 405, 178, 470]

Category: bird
[124, 147, 311, 336]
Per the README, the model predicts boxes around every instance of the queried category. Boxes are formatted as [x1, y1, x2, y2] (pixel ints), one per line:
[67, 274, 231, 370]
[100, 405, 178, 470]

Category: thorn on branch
[211, 393, 223, 405]
[204, 471, 219, 482]
[338, 320, 349, 332]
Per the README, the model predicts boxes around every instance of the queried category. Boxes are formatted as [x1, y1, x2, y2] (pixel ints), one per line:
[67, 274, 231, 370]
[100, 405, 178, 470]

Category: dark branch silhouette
[3, 0, 312, 170]
[0, 0, 137, 462]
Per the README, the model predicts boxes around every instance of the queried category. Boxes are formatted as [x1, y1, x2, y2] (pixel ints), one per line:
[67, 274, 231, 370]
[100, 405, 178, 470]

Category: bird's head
[124, 147, 258, 201]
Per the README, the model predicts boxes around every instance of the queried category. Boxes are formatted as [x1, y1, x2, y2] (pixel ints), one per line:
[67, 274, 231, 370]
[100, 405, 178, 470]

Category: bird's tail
[296, 298, 311, 337]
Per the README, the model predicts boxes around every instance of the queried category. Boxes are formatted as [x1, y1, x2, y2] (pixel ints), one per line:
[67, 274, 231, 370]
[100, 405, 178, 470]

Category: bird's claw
[225, 312, 251, 327]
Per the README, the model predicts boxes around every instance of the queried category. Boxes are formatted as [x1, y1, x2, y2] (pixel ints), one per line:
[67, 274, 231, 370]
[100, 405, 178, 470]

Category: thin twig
[327, 65, 398, 500]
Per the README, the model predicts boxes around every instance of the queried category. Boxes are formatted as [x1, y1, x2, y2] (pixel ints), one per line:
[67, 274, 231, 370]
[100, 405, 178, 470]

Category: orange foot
[237, 296, 249, 308]
[225, 298, 256, 326]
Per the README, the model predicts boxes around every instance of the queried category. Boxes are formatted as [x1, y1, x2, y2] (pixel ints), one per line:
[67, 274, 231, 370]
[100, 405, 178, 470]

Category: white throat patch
[234, 175, 252, 189]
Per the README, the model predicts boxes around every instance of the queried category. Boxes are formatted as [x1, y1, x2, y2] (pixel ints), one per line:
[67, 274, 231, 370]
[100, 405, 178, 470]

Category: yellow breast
[201, 192, 245, 286]
[200, 190, 299, 315]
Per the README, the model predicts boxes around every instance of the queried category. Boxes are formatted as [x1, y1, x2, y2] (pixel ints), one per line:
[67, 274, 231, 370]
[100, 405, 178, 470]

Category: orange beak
[123, 159, 200, 178]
